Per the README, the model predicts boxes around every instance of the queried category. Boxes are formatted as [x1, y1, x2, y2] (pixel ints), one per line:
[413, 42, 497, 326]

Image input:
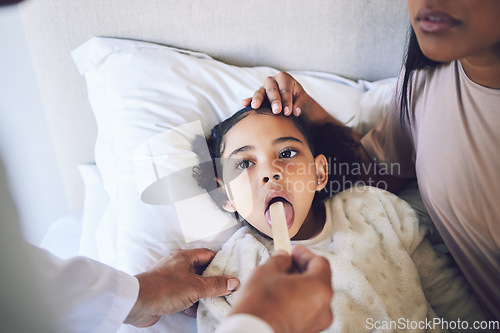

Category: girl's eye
[279, 149, 297, 159]
[236, 160, 255, 169]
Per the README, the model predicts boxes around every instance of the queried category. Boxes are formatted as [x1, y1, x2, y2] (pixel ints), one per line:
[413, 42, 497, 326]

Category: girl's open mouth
[264, 197, 295, 229]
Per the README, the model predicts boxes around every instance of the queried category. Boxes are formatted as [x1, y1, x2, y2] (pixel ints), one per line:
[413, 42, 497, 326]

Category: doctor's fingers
[264, 250, 294, 273]
[292, 245, 332, 283]
[165, 248, 217, 274]
[196, 275, 241, 298]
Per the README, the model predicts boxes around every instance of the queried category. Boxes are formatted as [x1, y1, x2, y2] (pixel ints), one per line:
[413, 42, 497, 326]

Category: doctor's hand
[124, 248, 239, 327]
[229, 245, 334, 333]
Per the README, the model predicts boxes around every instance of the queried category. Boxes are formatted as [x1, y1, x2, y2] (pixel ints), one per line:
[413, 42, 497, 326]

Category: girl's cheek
[227, 171, 254, 218]
[284, 159, 315, 176]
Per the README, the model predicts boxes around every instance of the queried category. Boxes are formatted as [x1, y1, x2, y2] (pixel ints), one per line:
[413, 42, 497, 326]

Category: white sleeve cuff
[215, 314, 274, 333]
[96, 271, 139, 332]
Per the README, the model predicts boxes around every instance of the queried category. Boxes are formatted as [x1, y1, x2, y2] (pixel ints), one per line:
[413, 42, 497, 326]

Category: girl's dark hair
[192, 100, 362, 210]
[399, 26, 441, 126]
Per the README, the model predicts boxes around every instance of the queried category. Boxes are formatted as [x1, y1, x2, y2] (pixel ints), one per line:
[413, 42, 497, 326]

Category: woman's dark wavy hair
[399, 26, 442, 126]
[192, 100, 362, 211]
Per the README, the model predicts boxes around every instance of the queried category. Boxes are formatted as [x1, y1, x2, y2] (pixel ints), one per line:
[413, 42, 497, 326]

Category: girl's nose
[263, 172, 281, 184]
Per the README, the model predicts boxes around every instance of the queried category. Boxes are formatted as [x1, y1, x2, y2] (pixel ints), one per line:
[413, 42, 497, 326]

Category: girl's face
[407, 0, 500, 62]
[220, 112, 328, 240]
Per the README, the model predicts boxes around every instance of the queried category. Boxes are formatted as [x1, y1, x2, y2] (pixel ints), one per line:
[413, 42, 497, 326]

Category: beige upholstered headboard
[19, 0, 409, 211]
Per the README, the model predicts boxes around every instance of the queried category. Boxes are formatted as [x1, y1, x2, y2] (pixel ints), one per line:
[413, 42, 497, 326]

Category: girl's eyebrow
[273, 136, 303, 145]
[228, 137, 303, 158]
[229, 145, 254, 158]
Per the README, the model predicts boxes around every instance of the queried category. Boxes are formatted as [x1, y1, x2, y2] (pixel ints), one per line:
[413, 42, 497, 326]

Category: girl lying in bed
[192, 102, 487, 333]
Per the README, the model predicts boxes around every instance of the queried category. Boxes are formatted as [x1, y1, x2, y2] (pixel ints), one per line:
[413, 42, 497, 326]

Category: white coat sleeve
[215, 314, 274, 333]
[27, 244, 139, 333]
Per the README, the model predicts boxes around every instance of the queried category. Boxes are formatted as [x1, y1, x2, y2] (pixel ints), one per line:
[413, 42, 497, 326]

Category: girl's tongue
[265, 199, 295, 229]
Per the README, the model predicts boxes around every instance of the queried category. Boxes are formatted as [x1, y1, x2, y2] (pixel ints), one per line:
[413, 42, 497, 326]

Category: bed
[19, 1, 471, 332]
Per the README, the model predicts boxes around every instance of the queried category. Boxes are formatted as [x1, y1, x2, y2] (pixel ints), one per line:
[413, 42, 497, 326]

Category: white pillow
[77, 163, 110, 260]
[72, 37, 396, 275]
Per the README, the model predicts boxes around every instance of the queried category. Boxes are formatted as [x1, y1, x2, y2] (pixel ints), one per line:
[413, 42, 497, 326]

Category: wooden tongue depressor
[269, 201, 292, 254]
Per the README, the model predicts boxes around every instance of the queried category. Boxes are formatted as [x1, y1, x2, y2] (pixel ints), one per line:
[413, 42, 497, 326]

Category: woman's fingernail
[251, 100, 258, 108]
[227, 278, 239, 291]
[284, 106, 290, 115]
[296, 107, 302, 116]
[272, 103, 279, 113]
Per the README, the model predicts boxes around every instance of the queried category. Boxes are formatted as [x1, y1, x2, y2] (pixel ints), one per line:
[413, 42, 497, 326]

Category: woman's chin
[419, 41, 459, 63]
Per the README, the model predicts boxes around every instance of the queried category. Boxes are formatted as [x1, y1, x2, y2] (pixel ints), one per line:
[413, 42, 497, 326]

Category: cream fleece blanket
[197, 186, 486, 332]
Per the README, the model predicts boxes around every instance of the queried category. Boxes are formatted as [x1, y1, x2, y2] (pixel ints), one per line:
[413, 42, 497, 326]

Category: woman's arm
[242, 72, 343, 126]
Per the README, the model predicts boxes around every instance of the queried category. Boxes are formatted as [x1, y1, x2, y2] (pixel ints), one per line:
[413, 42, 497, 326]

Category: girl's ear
[314, 154, 328, 191]
[216, 178, 237, 213]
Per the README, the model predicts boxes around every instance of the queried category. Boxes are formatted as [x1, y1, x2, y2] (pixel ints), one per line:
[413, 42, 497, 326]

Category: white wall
[0, 4, 69, 245]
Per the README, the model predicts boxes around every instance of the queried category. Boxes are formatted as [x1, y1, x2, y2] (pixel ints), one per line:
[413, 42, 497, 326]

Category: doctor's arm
[25, 245, 239, 332]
